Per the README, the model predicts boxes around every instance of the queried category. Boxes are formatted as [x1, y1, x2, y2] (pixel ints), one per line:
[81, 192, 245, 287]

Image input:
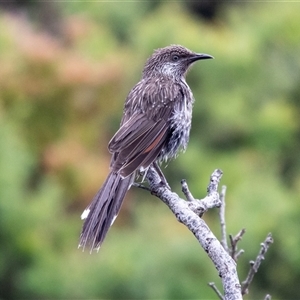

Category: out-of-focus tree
[0, 1, 300, 299]
[0, 0, 64, 38]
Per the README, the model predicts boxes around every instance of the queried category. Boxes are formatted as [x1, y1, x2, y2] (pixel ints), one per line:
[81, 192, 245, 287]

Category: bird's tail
[79, 171, 134, 252]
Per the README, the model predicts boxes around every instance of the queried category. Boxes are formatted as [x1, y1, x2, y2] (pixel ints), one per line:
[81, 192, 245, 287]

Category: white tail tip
[81, 208, 90, 220]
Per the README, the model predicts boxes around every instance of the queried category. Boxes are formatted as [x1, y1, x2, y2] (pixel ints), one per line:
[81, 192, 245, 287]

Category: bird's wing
[108, 81, 182, 178]
[108, 110, 171, 178]
[108, 113, 157, 153]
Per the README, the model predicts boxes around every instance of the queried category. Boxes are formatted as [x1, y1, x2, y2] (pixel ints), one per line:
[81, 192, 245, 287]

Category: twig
[208, 282, 224, 300]
[146, 168, 242, 300]
[219, 185, 228, 252]
[241, 233, 274, 295]
[181, 170, 223, 217]
[181, 179, 195, 201]
[229, 229, 246, 262]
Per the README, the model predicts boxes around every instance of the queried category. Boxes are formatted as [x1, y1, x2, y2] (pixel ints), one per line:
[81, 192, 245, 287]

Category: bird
[79, 44, 213, 252]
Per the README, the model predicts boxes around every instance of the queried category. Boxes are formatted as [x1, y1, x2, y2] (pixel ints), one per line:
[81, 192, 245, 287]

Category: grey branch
[208, 282, 224, 300]
[218, 186, 245, 261]
[145, 167, 242, 300]
[219, 185, 228, 252]
[229, 229, 246, 262]
[181, 179, 195, 202]
[241, 233, 274, 295]
[181, 170, 223, 217]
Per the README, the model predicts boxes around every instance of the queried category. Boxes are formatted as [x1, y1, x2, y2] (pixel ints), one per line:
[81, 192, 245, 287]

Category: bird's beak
[190, 53, 214, 62]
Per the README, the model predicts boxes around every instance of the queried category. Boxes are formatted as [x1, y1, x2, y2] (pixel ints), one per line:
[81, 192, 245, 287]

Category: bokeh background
[0, 1, 300, 299]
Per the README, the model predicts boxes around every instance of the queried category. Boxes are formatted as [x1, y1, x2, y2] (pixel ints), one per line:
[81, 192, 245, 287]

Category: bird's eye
[171, 54, 179, 62]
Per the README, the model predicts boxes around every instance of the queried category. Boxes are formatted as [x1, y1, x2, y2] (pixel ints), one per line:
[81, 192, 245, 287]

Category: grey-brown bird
[79, 45, 213, 251]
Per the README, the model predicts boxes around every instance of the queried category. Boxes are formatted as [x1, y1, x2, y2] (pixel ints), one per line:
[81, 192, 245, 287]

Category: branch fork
[145, 167, 242, 300]
[140, 167, 272, 300]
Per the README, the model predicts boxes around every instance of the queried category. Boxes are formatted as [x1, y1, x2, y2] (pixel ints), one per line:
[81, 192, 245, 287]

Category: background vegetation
[0, 1, 300, 299]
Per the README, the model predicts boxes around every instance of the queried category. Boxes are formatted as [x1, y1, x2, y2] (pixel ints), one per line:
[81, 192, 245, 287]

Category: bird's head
[142, 45, 213, 79]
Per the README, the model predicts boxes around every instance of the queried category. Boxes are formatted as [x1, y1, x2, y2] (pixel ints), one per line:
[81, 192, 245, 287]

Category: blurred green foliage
[0, 2, 300, 299]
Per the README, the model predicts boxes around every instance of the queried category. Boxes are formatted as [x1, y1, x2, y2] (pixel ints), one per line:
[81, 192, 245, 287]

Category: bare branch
[146, 167, 242, 300]
[235, 249, 245, 261]
[219, 185, 228, 252]
[241, 233, 274, 295]
[180, 171, 222, 217]
[229, 229, 246, 262]
[208, 282, 224, 300]
[181, 179, 195, 201]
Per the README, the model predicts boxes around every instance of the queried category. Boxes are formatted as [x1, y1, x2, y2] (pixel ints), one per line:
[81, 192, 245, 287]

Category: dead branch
[208, 282, 224, 300]
[219, 185, 228, 252]
[145, 167, 242, 300]
[241, 233, 274, 295]
[229, 229, 246, 262]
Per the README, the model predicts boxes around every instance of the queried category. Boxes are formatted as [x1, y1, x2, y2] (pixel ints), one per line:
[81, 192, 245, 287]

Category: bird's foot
[152, 162, 171, 190]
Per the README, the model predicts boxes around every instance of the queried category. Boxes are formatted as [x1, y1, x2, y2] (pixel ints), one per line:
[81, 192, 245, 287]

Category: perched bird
[79, 45, 213, 251]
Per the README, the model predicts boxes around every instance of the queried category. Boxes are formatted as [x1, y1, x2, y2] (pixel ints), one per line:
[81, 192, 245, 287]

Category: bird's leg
[132, 182, 151, 191]
[152, 161, 171, 190]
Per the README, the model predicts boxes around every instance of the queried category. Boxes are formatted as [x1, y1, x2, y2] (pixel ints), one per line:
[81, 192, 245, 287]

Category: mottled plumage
[79, 45, 213, 251]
